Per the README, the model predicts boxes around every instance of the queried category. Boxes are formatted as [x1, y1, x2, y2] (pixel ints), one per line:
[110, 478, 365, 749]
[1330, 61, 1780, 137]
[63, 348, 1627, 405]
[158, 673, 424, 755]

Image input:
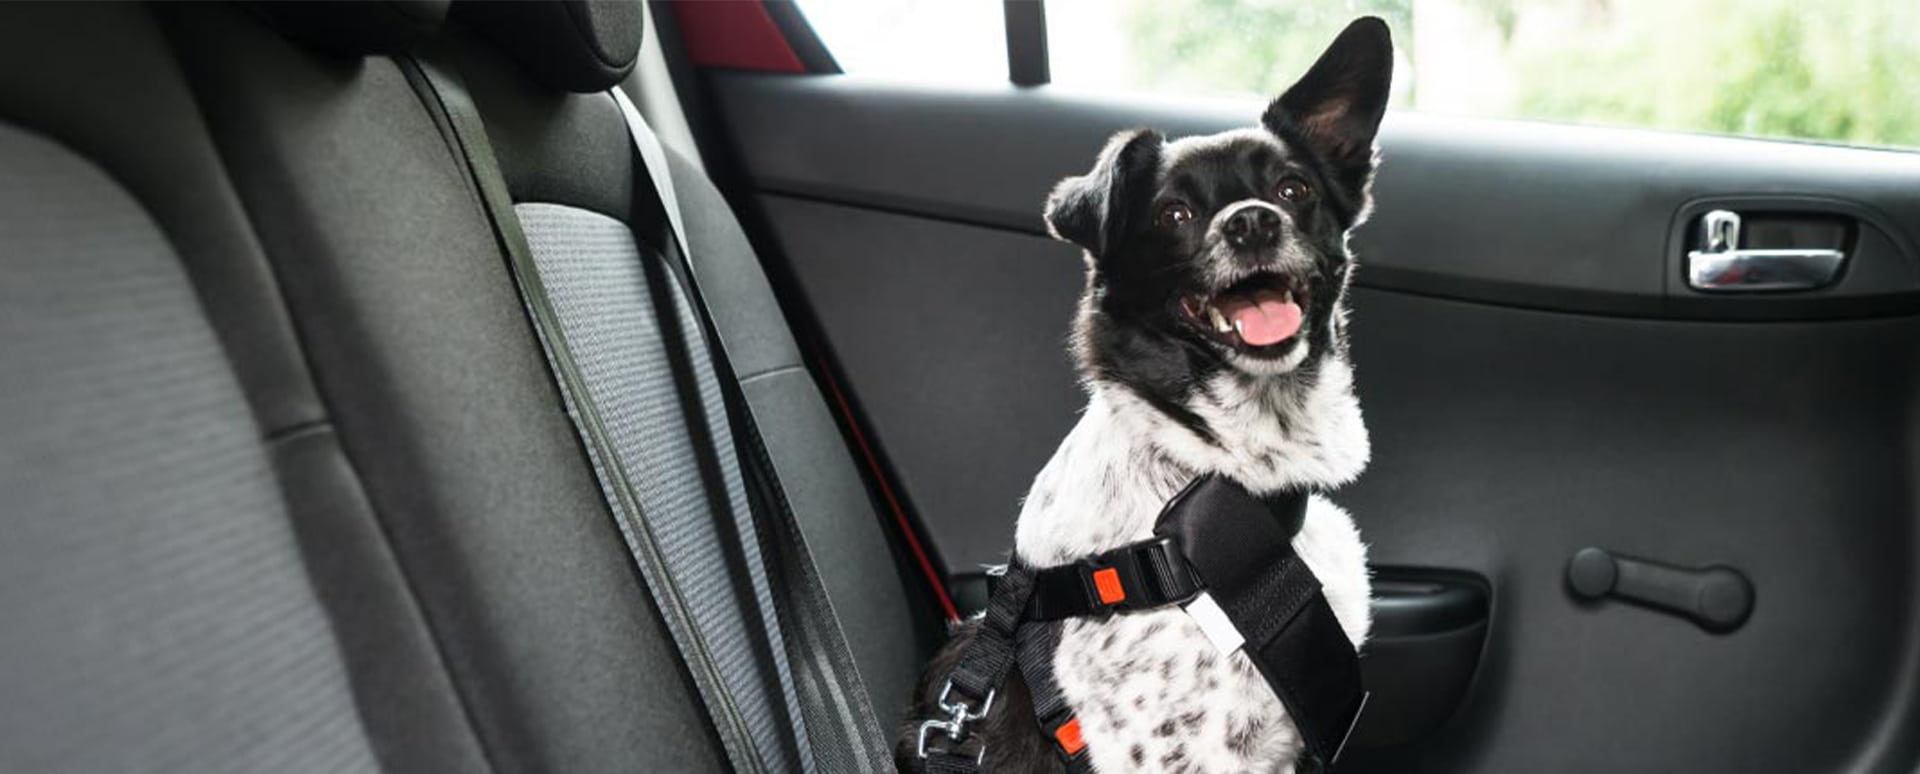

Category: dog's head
[1048, 18, 1391, 422]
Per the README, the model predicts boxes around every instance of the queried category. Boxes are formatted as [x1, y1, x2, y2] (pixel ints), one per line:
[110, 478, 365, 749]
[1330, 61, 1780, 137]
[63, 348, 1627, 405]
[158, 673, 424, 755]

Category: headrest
[253, 0, 451, 56]
[453, 0, 645, 93]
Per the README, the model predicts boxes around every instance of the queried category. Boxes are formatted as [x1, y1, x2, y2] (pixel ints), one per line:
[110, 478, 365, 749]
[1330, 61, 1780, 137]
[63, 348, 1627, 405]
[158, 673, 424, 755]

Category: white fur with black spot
[1012, 355, 1371, 773]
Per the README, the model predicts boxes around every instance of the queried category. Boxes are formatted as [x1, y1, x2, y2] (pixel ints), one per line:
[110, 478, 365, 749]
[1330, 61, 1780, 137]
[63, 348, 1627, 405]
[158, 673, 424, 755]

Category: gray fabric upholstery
[450, 11, 939, 747]
[267, 424, 492, 774]
[0, 2, 938, 770]
[661, 147, 942, 723]
[437, 33, 639, 226]
[741, 369, 941, 724]
[6, 5, 494, 771]
[0, 123, 379, 773]
[0, 1, 325, 436]
[518, 202, 810, 772]
[445, 1, 940, 736]
[166, 6, 728, 771]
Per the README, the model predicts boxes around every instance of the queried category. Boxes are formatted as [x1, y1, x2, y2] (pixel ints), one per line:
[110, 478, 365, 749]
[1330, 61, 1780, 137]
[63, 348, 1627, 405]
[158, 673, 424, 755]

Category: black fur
[1046, 16, 1392, 450]
[896, 18, 1392, 773]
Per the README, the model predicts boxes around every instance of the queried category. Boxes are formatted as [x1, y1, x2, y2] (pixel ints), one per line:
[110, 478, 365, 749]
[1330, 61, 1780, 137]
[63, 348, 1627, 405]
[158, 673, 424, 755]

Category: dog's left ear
[1263, 17, 1393, 184]
[1045, 128, 1165, 258]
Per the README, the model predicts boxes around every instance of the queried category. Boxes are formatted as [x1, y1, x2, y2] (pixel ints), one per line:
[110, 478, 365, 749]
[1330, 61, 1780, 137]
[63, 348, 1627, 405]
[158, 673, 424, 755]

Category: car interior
[1, 1, 1915, 772]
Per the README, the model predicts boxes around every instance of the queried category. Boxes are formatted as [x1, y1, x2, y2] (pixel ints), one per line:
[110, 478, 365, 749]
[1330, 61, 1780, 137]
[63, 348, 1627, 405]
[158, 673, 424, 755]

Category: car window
[798, 0, 1918, 150]
[1053, 0, 1920, 150]
[797, 0, 1006, 83]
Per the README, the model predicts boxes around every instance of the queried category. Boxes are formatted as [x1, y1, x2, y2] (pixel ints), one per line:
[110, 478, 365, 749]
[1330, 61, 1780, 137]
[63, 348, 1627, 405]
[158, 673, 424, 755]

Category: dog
[898, 17, 1393, 774]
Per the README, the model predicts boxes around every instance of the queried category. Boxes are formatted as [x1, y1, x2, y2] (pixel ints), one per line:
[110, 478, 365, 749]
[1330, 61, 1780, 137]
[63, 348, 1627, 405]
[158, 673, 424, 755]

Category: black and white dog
[901, 18, 1393, 774]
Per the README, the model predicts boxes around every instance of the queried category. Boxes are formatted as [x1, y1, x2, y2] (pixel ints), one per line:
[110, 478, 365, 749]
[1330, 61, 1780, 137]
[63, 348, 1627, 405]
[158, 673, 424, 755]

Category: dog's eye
[1156, 202, 1195, 229]
[1276, 177, 1314, 204]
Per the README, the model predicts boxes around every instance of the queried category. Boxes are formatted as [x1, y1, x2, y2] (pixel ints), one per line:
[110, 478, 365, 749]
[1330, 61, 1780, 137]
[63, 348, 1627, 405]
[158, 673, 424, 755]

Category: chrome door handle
[1687, 209, 1845, 292]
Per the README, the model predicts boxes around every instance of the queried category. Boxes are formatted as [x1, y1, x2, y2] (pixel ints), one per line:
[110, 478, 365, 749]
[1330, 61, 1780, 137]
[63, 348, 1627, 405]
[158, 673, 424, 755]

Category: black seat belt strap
[400, 58, 766, 774]
[609, 88, 896, 771]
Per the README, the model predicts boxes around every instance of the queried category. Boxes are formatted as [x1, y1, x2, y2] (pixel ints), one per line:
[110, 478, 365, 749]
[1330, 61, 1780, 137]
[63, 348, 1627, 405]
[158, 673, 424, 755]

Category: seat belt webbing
[401, 58, 769, 774]
[611, 88, 897, 771]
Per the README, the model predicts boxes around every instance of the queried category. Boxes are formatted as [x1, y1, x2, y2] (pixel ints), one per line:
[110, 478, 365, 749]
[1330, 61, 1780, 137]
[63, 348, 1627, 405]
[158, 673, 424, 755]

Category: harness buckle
[1075, 536, 1197, 619]
[915, 680, 995, 761]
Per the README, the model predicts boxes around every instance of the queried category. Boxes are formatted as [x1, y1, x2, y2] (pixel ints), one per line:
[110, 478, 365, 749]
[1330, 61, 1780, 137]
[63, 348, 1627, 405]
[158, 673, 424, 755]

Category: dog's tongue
[1218, 290, 1302, 347]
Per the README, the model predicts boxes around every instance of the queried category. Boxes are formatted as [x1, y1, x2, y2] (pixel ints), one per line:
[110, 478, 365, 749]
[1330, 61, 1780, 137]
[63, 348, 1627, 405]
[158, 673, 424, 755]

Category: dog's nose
[1223, 206, 1282, 249]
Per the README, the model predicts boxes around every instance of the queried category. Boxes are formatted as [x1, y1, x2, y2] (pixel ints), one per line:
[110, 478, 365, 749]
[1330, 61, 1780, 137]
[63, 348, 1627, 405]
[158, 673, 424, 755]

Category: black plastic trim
[1350, 569, 1490, 750]
[1369, 570, 1489, 639]
[1003, 0, 1049, 86]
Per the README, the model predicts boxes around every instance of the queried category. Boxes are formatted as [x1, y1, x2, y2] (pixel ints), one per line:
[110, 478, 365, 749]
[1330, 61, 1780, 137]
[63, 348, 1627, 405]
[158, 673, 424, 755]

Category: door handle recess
[1348, 571, 1489, 750]
[1687, 209, 1845, 292]
[1567, 547, 1754, 633]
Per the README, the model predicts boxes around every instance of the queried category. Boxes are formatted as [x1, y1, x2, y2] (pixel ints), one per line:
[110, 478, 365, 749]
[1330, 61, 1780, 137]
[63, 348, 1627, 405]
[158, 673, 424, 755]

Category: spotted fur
[899, 18, 1394, 774]
[1022, 375, 1371, 774]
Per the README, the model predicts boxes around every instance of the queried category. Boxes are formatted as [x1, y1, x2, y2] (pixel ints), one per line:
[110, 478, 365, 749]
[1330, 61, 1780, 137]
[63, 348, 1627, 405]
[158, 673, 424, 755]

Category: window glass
[1046, 0, 1918, 149]
[796, 0, 1007, 83]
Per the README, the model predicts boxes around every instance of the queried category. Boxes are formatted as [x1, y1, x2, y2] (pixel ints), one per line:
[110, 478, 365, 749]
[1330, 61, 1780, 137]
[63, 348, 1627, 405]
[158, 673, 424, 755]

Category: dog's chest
[1011, 390, 1371, 774]
[1053, 610, 1295, 773]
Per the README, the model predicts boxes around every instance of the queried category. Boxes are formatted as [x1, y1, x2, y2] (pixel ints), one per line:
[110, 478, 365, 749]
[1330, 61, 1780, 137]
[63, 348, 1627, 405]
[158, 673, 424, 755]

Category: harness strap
[1027, 536, 1203, 621]
[1156, 476, 1367, 768]
[919, 564, 1035, 769]
[918, 475, 1364, 772]
[1016, 621, 1094, 772]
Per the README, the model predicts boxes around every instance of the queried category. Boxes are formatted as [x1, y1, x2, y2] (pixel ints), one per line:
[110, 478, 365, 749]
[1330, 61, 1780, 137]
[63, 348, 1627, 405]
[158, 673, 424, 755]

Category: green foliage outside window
[1113, 0, 1918, 149]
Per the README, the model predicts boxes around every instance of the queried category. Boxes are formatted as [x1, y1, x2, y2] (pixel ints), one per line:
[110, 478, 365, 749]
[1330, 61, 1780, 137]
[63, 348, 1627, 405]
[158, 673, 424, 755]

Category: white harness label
[1183, 591, 1245, 654]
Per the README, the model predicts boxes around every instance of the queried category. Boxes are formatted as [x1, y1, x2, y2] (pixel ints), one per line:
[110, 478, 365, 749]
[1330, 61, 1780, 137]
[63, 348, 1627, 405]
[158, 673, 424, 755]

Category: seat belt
[401, 58, 769, 773]
[608, 87, 896, 771]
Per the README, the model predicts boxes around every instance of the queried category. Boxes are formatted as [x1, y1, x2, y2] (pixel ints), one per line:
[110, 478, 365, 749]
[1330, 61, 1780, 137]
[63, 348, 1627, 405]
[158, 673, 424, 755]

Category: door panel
[716, 76, 1920, 318]
[702, 72, 1920, 770]
[759, 195, 1084, 568]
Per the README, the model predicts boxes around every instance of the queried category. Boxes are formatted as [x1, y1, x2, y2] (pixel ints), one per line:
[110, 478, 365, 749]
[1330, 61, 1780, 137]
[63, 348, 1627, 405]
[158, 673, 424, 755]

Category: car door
[655, 1, 1920, 771]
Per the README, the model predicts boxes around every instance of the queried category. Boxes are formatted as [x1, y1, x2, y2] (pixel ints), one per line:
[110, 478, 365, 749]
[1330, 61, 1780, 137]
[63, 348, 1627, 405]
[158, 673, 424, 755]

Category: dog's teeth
[1283, 290, 1295, 304]
[1208, 306, 1231, 333]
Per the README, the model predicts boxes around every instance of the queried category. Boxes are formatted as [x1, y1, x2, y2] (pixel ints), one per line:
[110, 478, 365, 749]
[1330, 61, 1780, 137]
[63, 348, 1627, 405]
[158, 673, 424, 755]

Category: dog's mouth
[1178, 272, 1310, 355]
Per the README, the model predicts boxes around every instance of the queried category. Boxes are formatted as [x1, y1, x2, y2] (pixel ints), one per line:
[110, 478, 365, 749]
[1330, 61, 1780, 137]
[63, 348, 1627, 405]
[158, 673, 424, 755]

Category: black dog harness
[917, 476, 1366, 773]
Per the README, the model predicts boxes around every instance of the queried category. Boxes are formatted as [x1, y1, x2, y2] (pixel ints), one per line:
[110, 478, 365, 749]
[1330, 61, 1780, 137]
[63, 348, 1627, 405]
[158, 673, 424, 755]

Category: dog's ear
[1263, 17, 1393, 175]
[1045, 128, 1164, 257]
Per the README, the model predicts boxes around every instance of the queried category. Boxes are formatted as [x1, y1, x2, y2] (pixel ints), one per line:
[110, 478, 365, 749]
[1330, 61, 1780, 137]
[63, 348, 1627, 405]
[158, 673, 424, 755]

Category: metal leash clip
[916, 680, 996, 764]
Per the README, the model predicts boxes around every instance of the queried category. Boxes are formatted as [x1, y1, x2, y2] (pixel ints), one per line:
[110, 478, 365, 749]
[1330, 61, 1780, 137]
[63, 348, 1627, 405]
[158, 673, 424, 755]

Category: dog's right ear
[1045, 129, 1164, 257]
